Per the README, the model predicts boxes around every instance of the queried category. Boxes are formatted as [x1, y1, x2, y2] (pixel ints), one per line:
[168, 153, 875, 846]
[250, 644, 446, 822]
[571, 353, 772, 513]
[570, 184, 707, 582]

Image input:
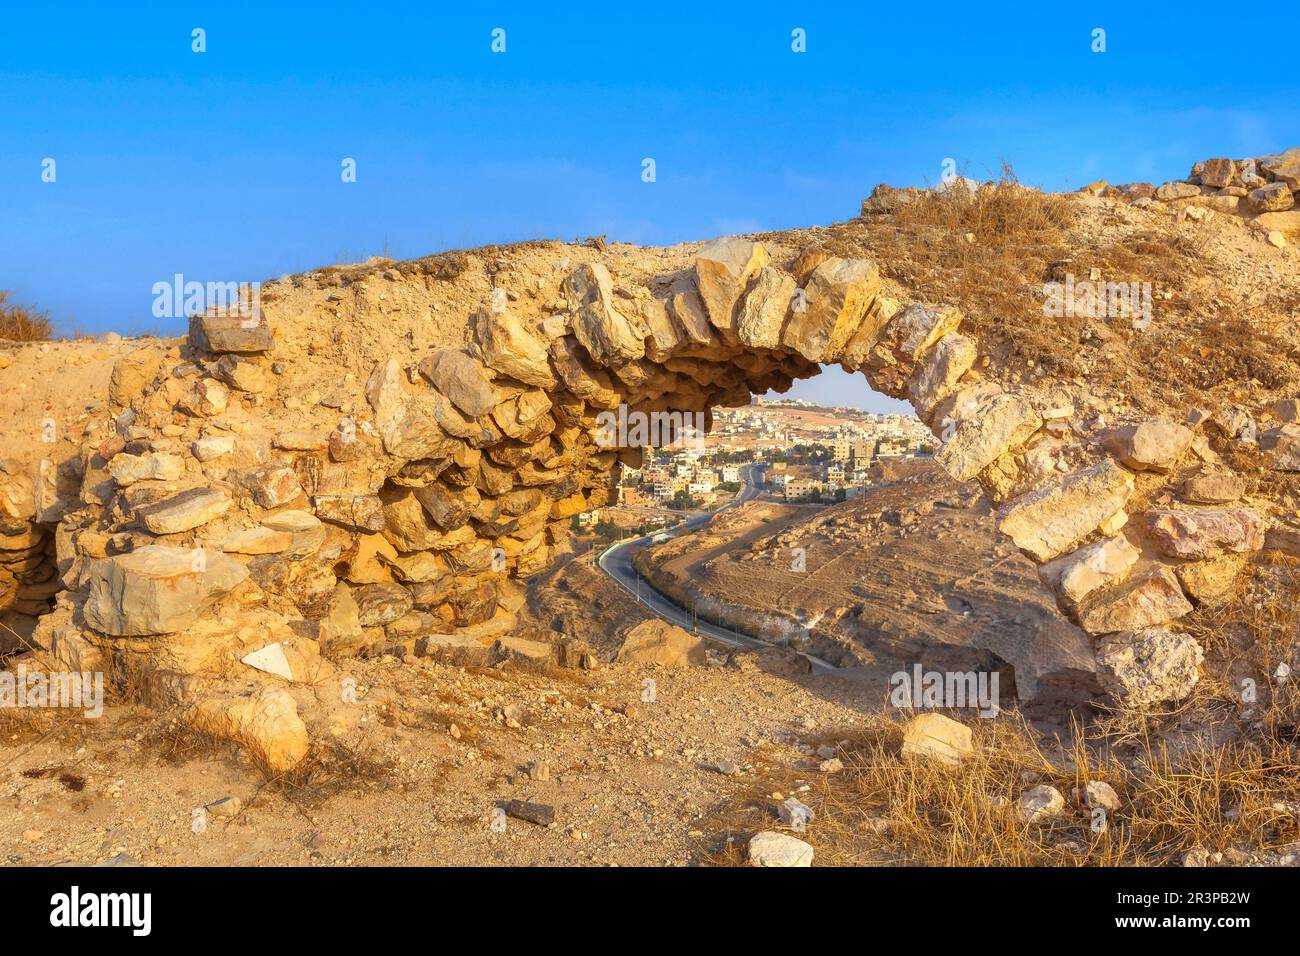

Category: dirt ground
[2, 649, 890, 867]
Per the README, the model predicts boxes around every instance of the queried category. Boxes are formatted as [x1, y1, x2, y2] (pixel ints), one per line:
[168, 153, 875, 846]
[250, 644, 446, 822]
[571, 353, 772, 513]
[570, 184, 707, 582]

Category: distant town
[577, 399, 937, 534]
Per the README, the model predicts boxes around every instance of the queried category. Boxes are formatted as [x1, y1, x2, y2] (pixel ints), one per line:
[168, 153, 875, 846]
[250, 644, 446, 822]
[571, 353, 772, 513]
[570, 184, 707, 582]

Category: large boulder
[562, 263, 645, 366]
[137, 486, 232, 534]
[1095, 627, 1204, 708]
[997, 460, 1134, 562]
[1076, 565, 1193, 635]
[693, 238, 769, 337]
[748, 831, 814, 867]
[107, 452, 184, 486]
[83, 545, 248, 636]
[1262, 424, 1300, 471]
[188, 313, 274, 354]
[1144, 507, 1266, 560]
[1247, 182, 1294, 214]
[1260, 148, 1300, 191]
[910, 332, 977, 420]
[781, 257, 879, 362]
[473, 309, 556, 389]
[418, 349, 506, 419]
[1181, 471, 1245, 504]
[187, 688, 308, 773]
[1101, 420, 1194, 473]
[366, 359, 456, 460]
[1038, 534, 1141, 608]
[900, 712, 973, 766]
[617, 619, 706, 667]
[735, 266, 796, 349]
[935, 392, 1041, 483]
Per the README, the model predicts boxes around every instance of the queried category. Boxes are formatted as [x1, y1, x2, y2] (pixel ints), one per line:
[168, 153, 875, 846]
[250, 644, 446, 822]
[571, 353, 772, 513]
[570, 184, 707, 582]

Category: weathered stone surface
[694, 238, 769, 336]
[272, 431, 327, 452]
[418, 349, 503, 419]
[616, 619, 706, 666]
[108, 351, 164, 406]
[492, 635, 553, 666]
[1038, 535, 1141, 608]
[107, 452, 184, 486]
[311, 494, 385, 532]
[353, 582, 413, 627]
[244, 467, 303, 509]
[1144, 507, 1266, 559]
[1181, 471, 1245, 504]
[1176, 553, 1246, 607]
[412, 483, 475, 530]
[1095, 627, 1204, 707]
[366, 359, 455, 460]
[665, 275, 715, 346]
[1076, 565, 1193, 635]
[1265, 523, 1300, 556]
[1198, 158, 1238, 189]
[1271, 398, 1300, 423]
[213, 354, 267, 393]
[473, 308, 556, 389]
[781, 257, 879, 362]
[1073, 780, 1122, 812]
[1101, 420, 1194, 473]
[1262, 424, 1300, 471]
[900, 712, 973, 766]
[936, 393, 1041, 483]
[562, 263, 644, 366]
[83, 545, 247, 636]
[219, 526, 293, 555]
[491, 389, 552, 440]
[177, 379, 229, 418]
[188, 313, 274, 354]
[636, 296, 682, 361]
[1252, 210, 1300, 235]
[188, 688, 308, 773]
[138, 486, 232, 534]
[998, 460, 1134, 562]
[1017, 785, 1065, 823]
[378, 487, 447, 551]
[192, 435, 236, 462]
[1156, 181, 1200, 201]
[1247, 182, 1294, 214]
[415, 632, 492, 666]
[258, 509, 325, 556]
[548, 336, 620, 409]
[863, 303, 962, 395]
[909, 333, 976, 419]
[748, 831, 814, 867]
[736, 266, 796, 349]
[1260, 148, 1300, 191]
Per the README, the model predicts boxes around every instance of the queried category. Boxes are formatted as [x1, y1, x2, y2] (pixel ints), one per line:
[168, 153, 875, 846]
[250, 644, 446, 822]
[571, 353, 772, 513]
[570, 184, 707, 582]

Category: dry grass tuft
[0, 291, 54, 342]
[696, 704, 1300, 866]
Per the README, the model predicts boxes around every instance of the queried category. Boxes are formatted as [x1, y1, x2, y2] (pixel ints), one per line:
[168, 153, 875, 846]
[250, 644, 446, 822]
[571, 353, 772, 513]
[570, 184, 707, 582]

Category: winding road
[596, 464, 837, 674]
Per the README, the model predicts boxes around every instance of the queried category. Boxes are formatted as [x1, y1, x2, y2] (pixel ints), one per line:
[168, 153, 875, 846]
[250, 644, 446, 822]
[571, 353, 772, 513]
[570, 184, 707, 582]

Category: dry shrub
[0, 291, 53, 342]
[821, 164, 1079, 373]
[698, 692, 1300, 867]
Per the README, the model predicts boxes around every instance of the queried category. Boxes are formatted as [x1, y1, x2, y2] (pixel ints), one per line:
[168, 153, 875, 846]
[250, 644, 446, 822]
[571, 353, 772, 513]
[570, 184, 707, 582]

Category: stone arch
[6, 229, 1284, 712]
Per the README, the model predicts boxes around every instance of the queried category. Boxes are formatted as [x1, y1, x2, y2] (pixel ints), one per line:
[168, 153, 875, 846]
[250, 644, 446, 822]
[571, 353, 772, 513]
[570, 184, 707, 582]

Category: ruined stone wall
[4, 156, 1299, 735]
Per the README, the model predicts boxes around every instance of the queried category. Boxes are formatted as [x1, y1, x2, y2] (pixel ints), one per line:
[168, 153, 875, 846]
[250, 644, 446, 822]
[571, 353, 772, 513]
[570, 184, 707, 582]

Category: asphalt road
[596, 464, 836, 674]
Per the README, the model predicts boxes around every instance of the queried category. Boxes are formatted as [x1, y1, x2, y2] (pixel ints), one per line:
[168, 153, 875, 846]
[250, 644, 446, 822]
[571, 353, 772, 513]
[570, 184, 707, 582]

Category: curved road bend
[596, 464, 838, 675]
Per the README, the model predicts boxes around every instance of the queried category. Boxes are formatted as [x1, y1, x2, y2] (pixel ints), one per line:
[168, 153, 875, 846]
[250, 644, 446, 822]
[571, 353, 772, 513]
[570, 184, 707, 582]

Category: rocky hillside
[636, 463, 1094, 705]
[2, 148, 1299, 775]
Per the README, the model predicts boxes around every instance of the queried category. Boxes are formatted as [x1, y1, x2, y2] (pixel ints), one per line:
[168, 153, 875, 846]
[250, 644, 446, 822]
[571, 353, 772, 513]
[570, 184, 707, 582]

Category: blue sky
[2, 2, 1295, 411]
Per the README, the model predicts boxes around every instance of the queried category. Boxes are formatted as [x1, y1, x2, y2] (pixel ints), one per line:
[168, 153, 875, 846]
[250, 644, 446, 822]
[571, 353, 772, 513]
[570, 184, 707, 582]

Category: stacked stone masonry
[3, 158, 1299, 763]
